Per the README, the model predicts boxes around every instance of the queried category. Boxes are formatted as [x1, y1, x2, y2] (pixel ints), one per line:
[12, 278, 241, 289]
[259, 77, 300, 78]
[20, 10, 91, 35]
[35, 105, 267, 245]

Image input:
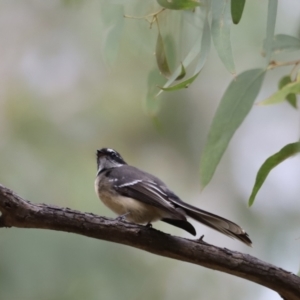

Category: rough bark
[0, 184, 299, 299]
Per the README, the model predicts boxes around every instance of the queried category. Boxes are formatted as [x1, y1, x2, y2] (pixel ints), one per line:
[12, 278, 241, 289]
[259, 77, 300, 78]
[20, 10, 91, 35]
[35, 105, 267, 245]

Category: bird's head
[96, 148, 126, 175]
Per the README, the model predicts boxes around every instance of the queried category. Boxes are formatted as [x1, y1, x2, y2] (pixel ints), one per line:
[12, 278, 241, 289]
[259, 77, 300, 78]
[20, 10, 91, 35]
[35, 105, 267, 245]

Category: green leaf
[231, 0, 246, 25]
[175, 63, 186, 81]
[156, 31, 172, 78]
[264, 34, 300, 54]
[260, 79, 300, 105]
[278, 75, 292, 88]
[159, 72, 199, 91]
[286, 94, 297, 108]
[264, 0, 278, 64]
[157, 15, 211, 93]
[144, 69, 165, 116]
[278, 76, 298, 108]
[156, 36, 201, 96]
[200, 69, 266, 188]
[211, 0, 235, 74]
[248, 142, 300, 206]
[157, 0, 200, 10]
[194, 15, 211, 73]
[164, 34, 177, 73]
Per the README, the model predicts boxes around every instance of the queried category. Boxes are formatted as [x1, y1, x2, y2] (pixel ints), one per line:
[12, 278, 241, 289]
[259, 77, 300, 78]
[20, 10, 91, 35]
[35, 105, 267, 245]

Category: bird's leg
[116, 212, 130, 222]
[145, 222, 152, 228]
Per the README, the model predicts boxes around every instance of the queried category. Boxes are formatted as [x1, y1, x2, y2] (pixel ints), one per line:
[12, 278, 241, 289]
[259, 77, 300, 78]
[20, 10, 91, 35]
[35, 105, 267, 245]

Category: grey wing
[110, 166, 186, 220]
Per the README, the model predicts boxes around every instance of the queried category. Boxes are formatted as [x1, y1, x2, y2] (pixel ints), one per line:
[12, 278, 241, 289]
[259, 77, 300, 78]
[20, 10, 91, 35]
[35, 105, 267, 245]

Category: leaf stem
[124, 8, 165, 27]
[290, 61, 300, 80]
[267, 59, 300, 70]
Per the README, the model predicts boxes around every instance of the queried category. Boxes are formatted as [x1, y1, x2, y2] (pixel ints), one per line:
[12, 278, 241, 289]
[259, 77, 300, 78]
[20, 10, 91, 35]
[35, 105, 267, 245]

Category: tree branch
[0, 184, 299, 299]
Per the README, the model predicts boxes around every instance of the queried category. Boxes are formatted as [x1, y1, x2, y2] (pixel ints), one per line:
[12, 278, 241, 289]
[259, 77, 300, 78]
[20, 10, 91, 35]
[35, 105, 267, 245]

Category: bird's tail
[177, 202, 252, 246]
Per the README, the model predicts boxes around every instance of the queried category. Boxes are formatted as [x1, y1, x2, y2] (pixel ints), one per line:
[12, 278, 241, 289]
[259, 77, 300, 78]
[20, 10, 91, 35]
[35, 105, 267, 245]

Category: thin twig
[124, 8, 165, 27]
[267, 59, 300, 70]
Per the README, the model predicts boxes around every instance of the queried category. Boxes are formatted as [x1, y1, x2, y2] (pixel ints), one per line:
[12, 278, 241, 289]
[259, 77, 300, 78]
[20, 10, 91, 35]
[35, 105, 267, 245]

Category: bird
[94, 148, 252, 246]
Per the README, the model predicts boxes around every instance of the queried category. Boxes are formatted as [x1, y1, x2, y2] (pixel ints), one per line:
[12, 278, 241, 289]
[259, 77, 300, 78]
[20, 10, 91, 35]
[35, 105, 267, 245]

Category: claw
[116, 212, 130, 222]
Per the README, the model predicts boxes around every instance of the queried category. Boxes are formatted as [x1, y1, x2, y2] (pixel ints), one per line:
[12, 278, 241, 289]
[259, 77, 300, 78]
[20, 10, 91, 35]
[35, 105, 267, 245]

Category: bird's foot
[145, 223, 152, 228]
[116, 212, 130, 222]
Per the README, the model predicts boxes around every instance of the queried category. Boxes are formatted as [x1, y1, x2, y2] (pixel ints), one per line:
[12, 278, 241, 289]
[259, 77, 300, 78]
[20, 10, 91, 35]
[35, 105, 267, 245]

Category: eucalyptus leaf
[156, 36, 201, 97]
[264, 0, 278, 64]
[194, 16, 211, 73]
[156, 31, 172, 78]
[260, 79, 300, 105]
[200, 69, 266, 188]
[231, 0, 246, 24]
[157, 0, 200, 10]
[157, 15, 211, 93]
[278, 76, 297, 108]
[248, 142, 300, 206]
[211, 0, 235, 74]
[286, 94, 297, 108]
[271, 34, 300, 54]
[164, 34, 177, 73]
[159, 72, 199, 91]
[278, 75, 291, 88]
[145, 69, 165, 116]
[175, 63, 186, 81]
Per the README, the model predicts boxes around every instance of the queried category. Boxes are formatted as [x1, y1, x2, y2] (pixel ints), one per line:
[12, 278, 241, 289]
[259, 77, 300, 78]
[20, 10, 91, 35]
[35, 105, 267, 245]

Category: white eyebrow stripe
[106, 148, 116, 153]
[118, 180, 142, 188]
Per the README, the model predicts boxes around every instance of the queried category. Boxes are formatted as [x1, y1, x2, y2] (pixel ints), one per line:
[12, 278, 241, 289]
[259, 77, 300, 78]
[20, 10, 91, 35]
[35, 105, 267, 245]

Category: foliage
[200, 69, 266, 188]
[100, 0, 300, 205]
[248, 142, 300, 206]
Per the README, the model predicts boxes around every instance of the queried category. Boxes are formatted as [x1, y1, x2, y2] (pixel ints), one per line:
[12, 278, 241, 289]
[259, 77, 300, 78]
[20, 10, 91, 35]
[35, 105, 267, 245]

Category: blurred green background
[0, 1, 300, 299]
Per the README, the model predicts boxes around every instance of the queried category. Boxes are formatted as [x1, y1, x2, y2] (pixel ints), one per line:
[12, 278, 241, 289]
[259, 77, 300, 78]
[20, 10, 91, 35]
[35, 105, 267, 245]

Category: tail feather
[173, 200, 252, 246]
[187, 209, 252, 246]
[162, 218, 197, 236]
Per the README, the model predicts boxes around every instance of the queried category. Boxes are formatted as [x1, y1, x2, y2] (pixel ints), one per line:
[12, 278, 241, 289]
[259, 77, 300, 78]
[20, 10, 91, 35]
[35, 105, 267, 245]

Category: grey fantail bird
[94, 148, 252, 246]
